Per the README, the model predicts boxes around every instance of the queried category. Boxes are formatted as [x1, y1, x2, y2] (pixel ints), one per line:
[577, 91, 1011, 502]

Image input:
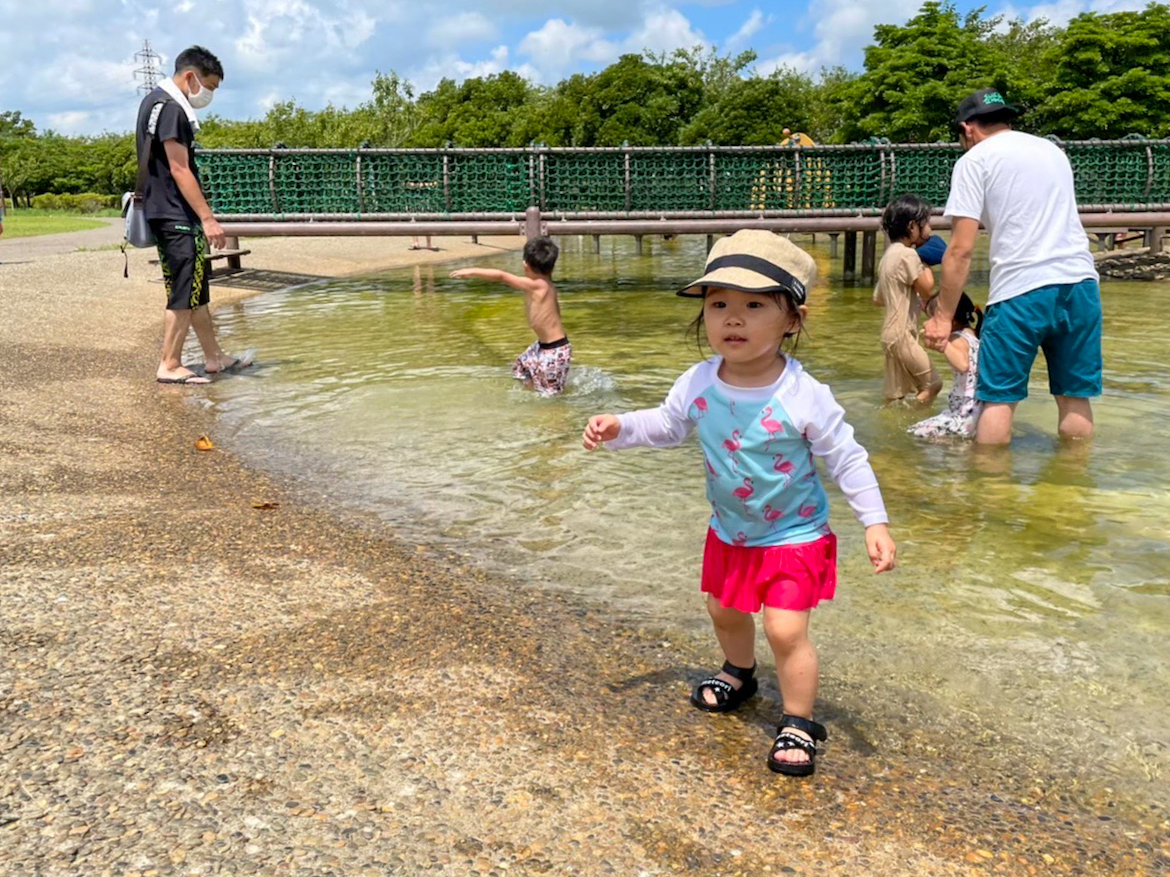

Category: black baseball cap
[955, 87, 1020, 124]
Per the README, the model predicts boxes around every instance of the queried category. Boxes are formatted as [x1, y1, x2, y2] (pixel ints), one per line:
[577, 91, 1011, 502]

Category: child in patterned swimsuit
[582, 230, 897, 777]
[450, 236, 571, 395]
[909, 293, 984, 439]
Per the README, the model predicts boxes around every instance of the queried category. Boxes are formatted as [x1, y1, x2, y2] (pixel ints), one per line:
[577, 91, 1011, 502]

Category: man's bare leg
[189, 305, 230, 371]
[1055, 395, 1094, 440]
[975, 401, 1017, 445]
[157, 309, 203, 381]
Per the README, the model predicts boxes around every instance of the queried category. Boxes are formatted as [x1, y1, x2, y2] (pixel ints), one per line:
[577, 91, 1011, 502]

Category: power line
[134, 40, 162, 95]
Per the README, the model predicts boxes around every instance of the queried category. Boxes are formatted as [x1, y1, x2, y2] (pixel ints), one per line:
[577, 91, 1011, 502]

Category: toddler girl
[583, 230, 896, 777]
[875, 195, 942, 404]
[909, 293, 983, 439]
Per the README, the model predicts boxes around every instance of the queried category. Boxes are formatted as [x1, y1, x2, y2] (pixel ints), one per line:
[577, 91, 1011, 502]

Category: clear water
[203, 236, 1170, 811]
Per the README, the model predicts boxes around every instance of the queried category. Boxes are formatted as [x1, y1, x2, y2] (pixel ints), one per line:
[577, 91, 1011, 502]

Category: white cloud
[55, 56, 139, 102]
[996, 0, 1146, 25]
[756, 0, 922, 74]
[409, 44, 541, 90]
[45, 111, 95, 132]
[726, 9, 768, 52]
[518, 19, 614, 75]
[426, 11, 499, 47]
[627, 6, 706, 55]
[517, 6, 707, 81]
[234, 0, 378, 73]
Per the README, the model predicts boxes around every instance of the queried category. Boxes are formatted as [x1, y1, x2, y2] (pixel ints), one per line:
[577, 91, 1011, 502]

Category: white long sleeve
[608, 364, 703, 450]
[798, 380, 888, 527]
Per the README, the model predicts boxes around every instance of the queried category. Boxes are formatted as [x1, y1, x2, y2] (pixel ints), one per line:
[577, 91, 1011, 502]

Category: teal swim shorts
[976, 279, 1102, 403]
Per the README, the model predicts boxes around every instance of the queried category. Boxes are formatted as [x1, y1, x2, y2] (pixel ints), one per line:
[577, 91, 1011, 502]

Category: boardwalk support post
[861, 230, 877, 283]
[843, 231, 857, 280]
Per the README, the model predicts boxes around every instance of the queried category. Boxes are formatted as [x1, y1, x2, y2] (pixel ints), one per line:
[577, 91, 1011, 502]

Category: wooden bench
[1087, 228, 1165, 252]
[148, 247, 251, 277]
[206, 247, 251, 276]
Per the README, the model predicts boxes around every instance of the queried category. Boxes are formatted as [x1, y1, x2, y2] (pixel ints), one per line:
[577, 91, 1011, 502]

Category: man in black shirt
[137, 45, 250, 384]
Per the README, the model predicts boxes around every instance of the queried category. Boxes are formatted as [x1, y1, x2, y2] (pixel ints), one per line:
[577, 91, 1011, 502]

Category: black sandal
[690, 660, 758, 713]
[767, 714, 827, 776]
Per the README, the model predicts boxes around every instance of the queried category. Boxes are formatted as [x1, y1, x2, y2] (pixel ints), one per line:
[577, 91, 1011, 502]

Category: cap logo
[983, 92, 1006, 106]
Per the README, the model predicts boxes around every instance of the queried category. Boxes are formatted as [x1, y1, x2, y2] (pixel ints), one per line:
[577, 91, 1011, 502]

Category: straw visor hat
[677, 229, 817, 305]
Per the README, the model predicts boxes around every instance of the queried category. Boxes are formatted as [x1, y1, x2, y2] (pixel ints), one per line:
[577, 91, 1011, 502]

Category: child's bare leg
[915, 378, 942, 405]
[698, 595, 756, 707]
[762, 607, 817, 766]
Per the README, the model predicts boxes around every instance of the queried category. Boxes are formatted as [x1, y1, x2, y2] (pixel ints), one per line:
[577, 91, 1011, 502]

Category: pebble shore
[1, 231, 1167, 876]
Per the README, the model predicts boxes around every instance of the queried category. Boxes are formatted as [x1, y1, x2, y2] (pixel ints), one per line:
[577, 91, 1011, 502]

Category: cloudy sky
[0, 0, 1147, 137]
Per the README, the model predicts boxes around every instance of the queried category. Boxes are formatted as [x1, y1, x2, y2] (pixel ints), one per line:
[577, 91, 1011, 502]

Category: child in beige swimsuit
[874, 195, 942, 404]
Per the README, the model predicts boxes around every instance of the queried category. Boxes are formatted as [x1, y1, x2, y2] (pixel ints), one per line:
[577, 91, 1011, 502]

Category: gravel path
[1, 234, 1167, 876]
[0, 217, 125, 261]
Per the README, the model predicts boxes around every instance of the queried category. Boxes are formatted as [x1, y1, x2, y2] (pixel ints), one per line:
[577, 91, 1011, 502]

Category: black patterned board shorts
[152, 219, 210, 311]
[512, 337, 572, 395]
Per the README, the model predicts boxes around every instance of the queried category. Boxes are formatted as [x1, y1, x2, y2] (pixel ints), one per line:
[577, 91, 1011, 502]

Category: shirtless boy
[450, 236, 571, 395]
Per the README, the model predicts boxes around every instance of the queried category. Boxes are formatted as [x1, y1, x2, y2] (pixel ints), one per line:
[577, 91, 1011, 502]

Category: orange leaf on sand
[195, 435, 215, 451]
[251, 501, 280, 510]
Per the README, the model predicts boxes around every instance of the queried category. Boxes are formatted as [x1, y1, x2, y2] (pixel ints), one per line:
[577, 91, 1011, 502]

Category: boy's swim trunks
[513, 337, 572, 396]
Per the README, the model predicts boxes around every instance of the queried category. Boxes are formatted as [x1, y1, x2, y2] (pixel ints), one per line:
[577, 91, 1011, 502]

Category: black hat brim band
[686, 254, 807, 304]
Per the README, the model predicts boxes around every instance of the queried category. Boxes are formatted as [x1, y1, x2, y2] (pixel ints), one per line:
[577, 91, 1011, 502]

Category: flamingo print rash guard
[608, 357, 888, 548]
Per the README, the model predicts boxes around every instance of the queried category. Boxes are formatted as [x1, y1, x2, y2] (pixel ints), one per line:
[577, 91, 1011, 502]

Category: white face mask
[187, 73, 214, 109]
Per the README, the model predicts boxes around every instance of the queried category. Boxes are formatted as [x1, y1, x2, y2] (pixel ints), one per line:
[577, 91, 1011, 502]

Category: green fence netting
[195, 140, 1170, 220]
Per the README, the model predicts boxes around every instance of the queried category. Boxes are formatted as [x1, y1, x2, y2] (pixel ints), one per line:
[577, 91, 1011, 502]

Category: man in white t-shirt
[924, 88, 1101, 445]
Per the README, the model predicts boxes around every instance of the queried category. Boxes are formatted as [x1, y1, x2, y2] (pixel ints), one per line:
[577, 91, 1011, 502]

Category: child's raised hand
[865, 523, 897, 573]
[583, 414, 621, 450]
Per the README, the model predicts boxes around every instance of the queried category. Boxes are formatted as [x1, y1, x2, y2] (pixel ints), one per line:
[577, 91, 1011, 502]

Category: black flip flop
[157, 374, 210, 385]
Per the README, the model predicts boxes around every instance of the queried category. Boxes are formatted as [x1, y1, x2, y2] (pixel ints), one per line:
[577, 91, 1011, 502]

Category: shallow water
[202, 235, 1170, 813]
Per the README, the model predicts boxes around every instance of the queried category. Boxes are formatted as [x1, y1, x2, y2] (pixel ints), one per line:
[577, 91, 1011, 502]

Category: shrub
[30, 192, 120, 213]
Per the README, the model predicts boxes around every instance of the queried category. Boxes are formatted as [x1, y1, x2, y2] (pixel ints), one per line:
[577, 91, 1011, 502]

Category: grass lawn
[2, 208, 120, 239]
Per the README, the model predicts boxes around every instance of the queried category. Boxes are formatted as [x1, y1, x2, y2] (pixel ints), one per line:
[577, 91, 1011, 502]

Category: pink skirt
[701, 528, 837, 613]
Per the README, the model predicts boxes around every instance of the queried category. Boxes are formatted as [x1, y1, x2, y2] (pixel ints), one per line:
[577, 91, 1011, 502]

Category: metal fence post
[538, 144, 547, 212]
[525, 206, 542, 240]
[443, 152, 451, 213]
[355, 149, 365, 216]
[794, 144, 803, 210]
[623, 141, 632, 214]
[708, 143, 717, 211]
[268, 152, 278, 215]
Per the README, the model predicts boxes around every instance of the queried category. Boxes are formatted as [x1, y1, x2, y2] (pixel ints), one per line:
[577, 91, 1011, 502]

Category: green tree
[807, 67, 859, 142]
[679, 70, 816, 145]
[985, 18, 1059, 122]
[1032, 5, 1170, 138]
[0, 110, 36, 139]
[409, 72, 535, 146]
[574, 54, 705, 145]
[358, 72, 420, 146]
[832, 1, 1002, 142]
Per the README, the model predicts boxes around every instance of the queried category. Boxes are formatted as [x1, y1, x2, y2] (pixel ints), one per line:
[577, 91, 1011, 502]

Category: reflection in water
[202, 234, 1170, 813]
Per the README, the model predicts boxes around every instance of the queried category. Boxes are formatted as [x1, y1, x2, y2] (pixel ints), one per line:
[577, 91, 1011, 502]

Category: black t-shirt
[135, 88, 200, 223]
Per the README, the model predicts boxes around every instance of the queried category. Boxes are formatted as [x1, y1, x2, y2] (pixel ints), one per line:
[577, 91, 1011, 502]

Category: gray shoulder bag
[122, 100, 168, 273]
